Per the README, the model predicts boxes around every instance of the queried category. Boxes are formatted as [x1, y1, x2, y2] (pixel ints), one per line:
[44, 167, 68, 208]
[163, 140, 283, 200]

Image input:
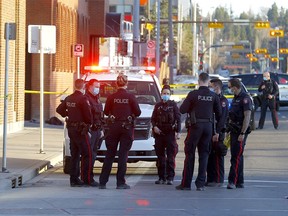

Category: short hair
[199, 72, 210, 83]
[229, 78, 241, 89]
[116, 73, 128, 87]
[75, 79, 85, 90]
[210, 78, 223, 88]
[86, 79, 99, 89]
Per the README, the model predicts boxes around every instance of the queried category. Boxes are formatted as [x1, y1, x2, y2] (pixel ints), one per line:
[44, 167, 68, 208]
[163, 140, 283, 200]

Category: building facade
[0, 0, 109, 133]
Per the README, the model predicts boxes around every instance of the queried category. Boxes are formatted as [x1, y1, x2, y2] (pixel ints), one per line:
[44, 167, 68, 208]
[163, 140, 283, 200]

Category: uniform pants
[99, 122, 133, 186]
[228, 132, 248, 185]
[68, 127, 93, 184]
[90, 129, 101, 180]
[258, 98, 278, 128]
[207, 142, 225, 184]
[154, 132, 178, 181]
[181, 122, 212, 188]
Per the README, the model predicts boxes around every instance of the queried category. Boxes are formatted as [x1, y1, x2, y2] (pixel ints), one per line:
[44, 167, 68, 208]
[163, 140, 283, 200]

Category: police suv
[62, 66, 162, 173]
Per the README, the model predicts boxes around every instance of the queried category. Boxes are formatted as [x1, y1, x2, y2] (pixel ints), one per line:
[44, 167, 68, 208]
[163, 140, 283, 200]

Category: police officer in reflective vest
[56, 79, 96, 187]
[85, 79, 104, 183]
[227, 78, 252, 189]
[151, 86, 181, 185]
[99, 73, 141, 189]
[176, 73, 222, 191]
[206, 78, 229, 187]
[257, 71, 279, 129]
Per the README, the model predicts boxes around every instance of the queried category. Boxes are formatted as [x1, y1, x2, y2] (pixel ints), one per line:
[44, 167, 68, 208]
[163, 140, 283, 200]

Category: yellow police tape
[24, 89, 70, 95]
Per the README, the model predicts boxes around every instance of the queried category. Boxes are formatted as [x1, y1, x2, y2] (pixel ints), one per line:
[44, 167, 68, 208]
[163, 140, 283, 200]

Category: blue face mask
[161, 95, 170, 102]
[209, 88, 215, 92]
[227, 88, 233, 95]
[263, 77, 268, 81]
[93, 87, 100, 95]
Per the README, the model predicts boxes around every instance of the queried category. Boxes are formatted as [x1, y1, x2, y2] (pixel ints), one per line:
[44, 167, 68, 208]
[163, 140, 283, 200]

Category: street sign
[74, 44, 84, 57]
[208, 22, 224, 28]
[28, 25, 56, 53]
[146, 40, 155, 58]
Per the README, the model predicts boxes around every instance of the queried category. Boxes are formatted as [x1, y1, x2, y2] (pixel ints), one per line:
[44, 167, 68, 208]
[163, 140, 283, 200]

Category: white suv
[62, 67, 161, 173]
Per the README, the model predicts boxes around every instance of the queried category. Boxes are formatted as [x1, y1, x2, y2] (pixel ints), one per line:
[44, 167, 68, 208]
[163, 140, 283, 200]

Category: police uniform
[85, 91, 104, 180]
[227, 90, 252, 187]
[177, 86, 222, 190]
[56, 90, 93, 186]
[151, 100, 181, 183]
[258, 79, 279, 129]
[99, 88, 141, 188]
[206, 93, 229, 185]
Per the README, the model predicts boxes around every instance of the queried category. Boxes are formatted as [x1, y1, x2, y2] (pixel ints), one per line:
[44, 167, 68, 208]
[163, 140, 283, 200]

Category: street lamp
[199, 44, 223, 72]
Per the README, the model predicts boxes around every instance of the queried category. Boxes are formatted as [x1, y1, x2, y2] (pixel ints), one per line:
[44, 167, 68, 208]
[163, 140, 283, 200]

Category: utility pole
[133, 0, 140, 66]
[168, 0, 174, 84]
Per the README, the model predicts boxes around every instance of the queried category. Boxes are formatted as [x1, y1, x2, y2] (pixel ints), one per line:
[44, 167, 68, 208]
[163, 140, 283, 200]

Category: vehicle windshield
[98, 80, 161, 105]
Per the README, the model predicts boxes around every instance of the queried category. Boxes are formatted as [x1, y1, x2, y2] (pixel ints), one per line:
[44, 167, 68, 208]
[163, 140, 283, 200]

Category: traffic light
[270, 30, 284, 37]
[254, 21, 270, 29]
[255, 48, 268, 54]
[271, 57, 279, 62]
[208, 22, 224, 28]
[249, 57, 258, 62]
[264, 54, 270, 58]
[246, 53, 253, 58]
[279, 48, 288, 54]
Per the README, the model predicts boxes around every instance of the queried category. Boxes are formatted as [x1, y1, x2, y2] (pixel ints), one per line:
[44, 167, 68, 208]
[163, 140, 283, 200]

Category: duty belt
[196, 118, 212, 123]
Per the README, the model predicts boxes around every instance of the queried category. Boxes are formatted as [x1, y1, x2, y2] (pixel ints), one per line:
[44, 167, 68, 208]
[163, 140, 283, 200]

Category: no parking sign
[74, 44, 84, 57]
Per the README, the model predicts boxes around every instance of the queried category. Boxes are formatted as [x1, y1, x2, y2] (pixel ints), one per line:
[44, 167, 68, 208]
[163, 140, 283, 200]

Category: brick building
[0, 0, 108, 133]
[25, 0, 108, 123]
[0, 0, 26, 133]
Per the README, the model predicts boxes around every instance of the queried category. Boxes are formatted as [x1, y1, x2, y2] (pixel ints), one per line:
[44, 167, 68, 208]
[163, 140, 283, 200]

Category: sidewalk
[0, 122, 64, 191]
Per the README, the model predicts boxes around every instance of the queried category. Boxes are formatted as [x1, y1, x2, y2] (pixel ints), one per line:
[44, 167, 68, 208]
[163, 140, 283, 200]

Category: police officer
[151, 86, 181, 185]
[99, 73, 141, 189]
[206, 78, 229, 187]
[56, 79, 96, 187]
[85, 79, 104, 182]
[257, 71, 279, 129]
[227, 78, 253, 189]
[176, 72, 222, 191]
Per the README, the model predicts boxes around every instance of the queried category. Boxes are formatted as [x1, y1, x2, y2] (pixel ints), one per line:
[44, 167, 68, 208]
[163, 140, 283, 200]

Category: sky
[180, 0, 288, 17]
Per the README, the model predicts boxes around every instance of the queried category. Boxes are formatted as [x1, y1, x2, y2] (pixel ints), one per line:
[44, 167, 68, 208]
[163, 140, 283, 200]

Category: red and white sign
[74, 44, 84, 57]
[146, 40, 155, 58]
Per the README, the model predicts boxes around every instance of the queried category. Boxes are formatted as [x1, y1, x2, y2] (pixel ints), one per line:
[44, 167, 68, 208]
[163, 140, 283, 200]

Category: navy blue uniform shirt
[104, 88, 141, 119]
[216, 93, 229, 134]
[151, 100, 181, 133]
[56, 90, 92, 124]
[229, 90, 253, 124]
[85, 91, 104, 126]
[180, 86, 222, 122]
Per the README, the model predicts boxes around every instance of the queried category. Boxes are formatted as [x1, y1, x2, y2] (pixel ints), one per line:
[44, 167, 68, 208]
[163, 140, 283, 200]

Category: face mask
[93, 87, 100, 95]
[227, 88, 233, 95]
[161, 95, 170, 102]
[80, 89, 85, 95]
[263, 77, 268, 81]
[209, 88, 215, 92]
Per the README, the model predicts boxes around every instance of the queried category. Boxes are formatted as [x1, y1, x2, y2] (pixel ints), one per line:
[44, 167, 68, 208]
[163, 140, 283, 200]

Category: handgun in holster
[185, 110, 196, 128]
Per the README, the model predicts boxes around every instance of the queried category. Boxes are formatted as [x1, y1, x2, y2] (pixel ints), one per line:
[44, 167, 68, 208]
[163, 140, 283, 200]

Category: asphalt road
[0, 108, 287, 216]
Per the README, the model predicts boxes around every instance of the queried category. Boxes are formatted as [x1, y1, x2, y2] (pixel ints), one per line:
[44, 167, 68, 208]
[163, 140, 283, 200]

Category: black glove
[216, 142, 228, 156]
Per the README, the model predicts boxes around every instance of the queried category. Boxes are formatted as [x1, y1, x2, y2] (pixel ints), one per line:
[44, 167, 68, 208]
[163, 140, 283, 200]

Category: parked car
[230, 73, 288, 111]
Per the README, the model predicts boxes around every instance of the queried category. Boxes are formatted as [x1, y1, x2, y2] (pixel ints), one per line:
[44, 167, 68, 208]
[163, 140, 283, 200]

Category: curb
[0, 153, 63, 191]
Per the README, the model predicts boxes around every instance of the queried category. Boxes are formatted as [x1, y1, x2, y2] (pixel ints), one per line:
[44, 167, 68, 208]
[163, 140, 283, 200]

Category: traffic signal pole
[133, 0, 140, 66]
